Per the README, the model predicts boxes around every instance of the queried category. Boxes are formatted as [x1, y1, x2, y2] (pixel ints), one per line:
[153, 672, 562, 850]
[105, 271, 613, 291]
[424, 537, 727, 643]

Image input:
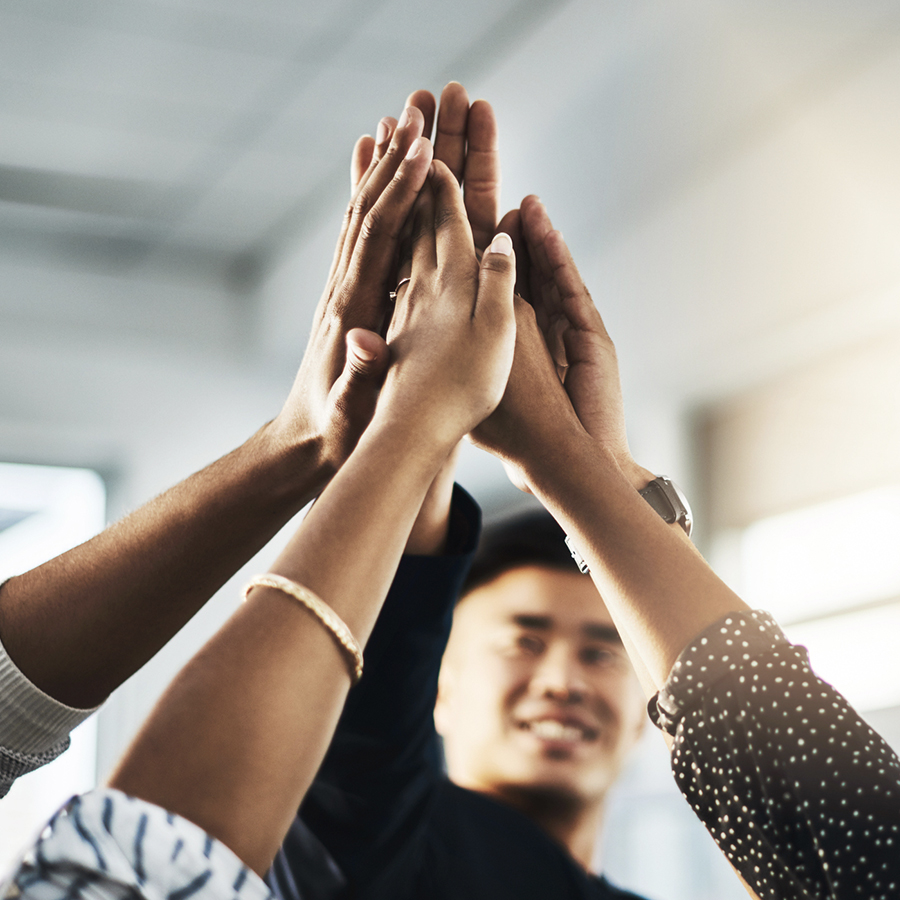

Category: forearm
[109, 418, 453, 875]
[524, 433, 748, 689]
[0, 421, 324, 708]
[404, 442, 460, 555]
[292, 487, 480, 887]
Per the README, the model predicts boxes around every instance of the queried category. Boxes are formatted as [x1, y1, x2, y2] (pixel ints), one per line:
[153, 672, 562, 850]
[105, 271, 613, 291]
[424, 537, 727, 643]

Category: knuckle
[463, 176, 498, 196]
[328, 281, 357, 321]
[352, 189, 375, 222]
[442, 268, 478, 301]
[359, 205, 386, 242]
[480, 253, 512, 275]
[433, 205, 463, 233]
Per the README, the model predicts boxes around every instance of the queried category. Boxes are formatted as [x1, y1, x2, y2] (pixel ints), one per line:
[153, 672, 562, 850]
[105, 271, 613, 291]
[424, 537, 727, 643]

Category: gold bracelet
[243, 574, 363, 685]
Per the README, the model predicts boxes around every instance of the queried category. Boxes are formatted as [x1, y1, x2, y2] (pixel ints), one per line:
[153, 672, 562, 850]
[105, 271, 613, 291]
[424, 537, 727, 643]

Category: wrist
[405, 442, 460, 556]
[254, 419, 330, 504]
[362, 408, 458, 480]
[369, 391, 468, 465]
[524, 430, 623, 503]
[619, 458, 656, 492]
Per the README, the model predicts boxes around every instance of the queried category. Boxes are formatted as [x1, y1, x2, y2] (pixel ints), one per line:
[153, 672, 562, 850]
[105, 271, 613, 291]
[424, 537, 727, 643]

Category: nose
[529, 641, 589, 704]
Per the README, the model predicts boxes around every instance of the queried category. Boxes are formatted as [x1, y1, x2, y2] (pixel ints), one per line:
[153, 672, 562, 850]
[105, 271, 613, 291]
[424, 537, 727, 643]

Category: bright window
[726, 484, 900, 713]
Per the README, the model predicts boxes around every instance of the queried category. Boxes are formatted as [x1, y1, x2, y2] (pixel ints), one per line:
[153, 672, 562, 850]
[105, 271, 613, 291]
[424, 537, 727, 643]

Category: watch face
[643, 477, 693, 538]
[662, 478, 693, 537]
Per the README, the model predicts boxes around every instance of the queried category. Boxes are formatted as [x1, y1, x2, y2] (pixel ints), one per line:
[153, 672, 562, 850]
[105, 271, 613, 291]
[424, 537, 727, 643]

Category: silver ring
[389, 277, 411, 302]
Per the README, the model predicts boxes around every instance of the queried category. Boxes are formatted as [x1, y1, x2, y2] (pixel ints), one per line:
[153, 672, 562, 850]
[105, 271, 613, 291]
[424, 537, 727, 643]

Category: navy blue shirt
[267, 488, 647, 900]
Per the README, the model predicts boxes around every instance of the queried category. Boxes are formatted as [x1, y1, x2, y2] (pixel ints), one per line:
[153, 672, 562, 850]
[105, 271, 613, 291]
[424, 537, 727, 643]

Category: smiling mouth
[518, 719, 597, 743]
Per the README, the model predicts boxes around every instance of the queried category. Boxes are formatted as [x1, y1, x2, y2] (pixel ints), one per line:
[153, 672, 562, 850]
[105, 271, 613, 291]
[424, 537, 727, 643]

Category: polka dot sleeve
[649, 610, 900, 900]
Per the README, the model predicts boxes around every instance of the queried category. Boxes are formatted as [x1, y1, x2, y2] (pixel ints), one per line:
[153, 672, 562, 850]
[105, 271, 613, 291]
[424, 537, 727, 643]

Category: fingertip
[405, 135, 433, 162]
[406, 88, 434, 106]
[488, 232, 513, 256]
[407, 90, 436, 139]
[376, 117, 398, 146]
[521, 195, 553, 240]
[469, 98, 496, 122]
[428, 158, 456, 185]
[398, 105, 424, 135]
[351, 134, 376, 189]
[441, 81, 469, 103]
[497, 208, 521, 234]
[354, 134, 375, 156]
[346, 328, 388, 367]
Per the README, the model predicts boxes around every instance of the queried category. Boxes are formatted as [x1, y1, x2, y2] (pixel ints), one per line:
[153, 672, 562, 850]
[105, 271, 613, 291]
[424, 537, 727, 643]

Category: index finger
[543, 229, 608, 338]
[520, 194, 563, 334]
[463, 99, 500, 252]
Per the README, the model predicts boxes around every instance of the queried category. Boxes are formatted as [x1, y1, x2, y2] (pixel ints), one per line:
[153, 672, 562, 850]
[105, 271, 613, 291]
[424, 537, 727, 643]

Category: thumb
[326, 328, 390, 463]
[342, 327, 389, 382]
[475, 231, 516, 324]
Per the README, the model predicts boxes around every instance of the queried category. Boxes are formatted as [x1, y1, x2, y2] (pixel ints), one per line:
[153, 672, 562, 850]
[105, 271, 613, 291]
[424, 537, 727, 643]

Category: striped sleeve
[0, 789, 273, 900]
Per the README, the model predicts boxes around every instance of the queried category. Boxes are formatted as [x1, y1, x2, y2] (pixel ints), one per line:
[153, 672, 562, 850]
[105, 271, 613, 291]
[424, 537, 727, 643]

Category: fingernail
[376, 118, 390, 144]
[405, 137, 424, 160]
[398, 107, 411, 129]
[351, 344, 376, 363]
[489, 233, 513, 256]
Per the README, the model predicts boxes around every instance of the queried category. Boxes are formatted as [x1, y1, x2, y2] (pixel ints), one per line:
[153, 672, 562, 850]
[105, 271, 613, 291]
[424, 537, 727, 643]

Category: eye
[515, 634, 545, 656]
[579, 645, 620, 667]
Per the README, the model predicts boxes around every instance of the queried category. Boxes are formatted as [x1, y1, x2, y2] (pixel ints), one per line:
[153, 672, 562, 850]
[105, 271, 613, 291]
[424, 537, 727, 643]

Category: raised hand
[108, 164, 516, 877]
[473, 196, 652, 491]
[271, 108, 434, 483]
[377, 161, 516, 451]
[390, 84, 503, 553]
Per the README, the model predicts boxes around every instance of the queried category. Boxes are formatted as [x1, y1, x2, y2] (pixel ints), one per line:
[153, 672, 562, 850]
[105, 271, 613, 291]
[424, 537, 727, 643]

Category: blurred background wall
[2, 1, 900, 896]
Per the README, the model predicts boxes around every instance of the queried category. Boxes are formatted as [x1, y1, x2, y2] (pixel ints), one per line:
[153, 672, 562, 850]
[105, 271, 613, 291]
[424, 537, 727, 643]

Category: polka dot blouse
[649, 610, 900, 900]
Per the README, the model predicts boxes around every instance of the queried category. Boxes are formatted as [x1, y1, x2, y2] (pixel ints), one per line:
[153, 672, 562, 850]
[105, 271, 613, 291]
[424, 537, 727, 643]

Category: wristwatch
[564, 475, 693, 574]
[638, 476, 693, 537]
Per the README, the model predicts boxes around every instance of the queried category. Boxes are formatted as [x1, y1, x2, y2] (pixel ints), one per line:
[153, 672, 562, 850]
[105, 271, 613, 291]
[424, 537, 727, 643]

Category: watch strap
[565, 475, 693, 574]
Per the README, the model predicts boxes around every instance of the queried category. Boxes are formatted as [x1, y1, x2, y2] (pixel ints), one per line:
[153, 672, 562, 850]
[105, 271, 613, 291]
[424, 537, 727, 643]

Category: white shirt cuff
[0, 629, 98, 756]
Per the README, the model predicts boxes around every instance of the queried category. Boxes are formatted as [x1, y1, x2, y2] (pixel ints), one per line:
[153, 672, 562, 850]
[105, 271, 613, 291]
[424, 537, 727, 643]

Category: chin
[491, 774, 591, 819]
[518, 753, 620, 806]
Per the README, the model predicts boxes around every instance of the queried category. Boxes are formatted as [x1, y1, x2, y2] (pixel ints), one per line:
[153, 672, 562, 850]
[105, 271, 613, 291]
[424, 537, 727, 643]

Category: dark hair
[462, 507, 580, 597]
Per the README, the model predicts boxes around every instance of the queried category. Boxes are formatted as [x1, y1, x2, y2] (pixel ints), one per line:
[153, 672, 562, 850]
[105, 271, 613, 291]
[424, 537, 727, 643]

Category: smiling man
[434, 514, 647, 875]
[268, 503, 651, 900]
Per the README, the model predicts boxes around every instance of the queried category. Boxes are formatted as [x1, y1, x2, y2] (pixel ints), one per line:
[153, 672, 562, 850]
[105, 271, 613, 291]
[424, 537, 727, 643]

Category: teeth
[528, 720, 585, 742]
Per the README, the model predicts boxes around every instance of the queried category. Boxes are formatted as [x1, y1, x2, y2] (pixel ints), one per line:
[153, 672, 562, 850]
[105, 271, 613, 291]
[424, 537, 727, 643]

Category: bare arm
[108, 162, 517, 876]
[0, 105, 431, 710]
[471, 199, 828, 900]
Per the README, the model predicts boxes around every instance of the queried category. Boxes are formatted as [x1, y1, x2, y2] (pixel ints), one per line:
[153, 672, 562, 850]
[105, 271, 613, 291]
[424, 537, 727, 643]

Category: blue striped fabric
[0, 789, 273, 900]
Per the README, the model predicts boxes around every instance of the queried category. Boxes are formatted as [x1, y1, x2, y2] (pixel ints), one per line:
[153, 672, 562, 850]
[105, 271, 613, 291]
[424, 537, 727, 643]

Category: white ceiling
[2, 0, 900, 505]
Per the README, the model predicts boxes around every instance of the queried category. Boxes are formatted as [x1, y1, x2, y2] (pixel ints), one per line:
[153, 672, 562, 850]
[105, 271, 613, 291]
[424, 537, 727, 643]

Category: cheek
[453, 654, 529, 725]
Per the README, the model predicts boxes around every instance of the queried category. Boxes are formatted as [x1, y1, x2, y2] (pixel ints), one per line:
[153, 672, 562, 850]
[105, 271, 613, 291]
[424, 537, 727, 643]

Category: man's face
[434, 565, 646, 809]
